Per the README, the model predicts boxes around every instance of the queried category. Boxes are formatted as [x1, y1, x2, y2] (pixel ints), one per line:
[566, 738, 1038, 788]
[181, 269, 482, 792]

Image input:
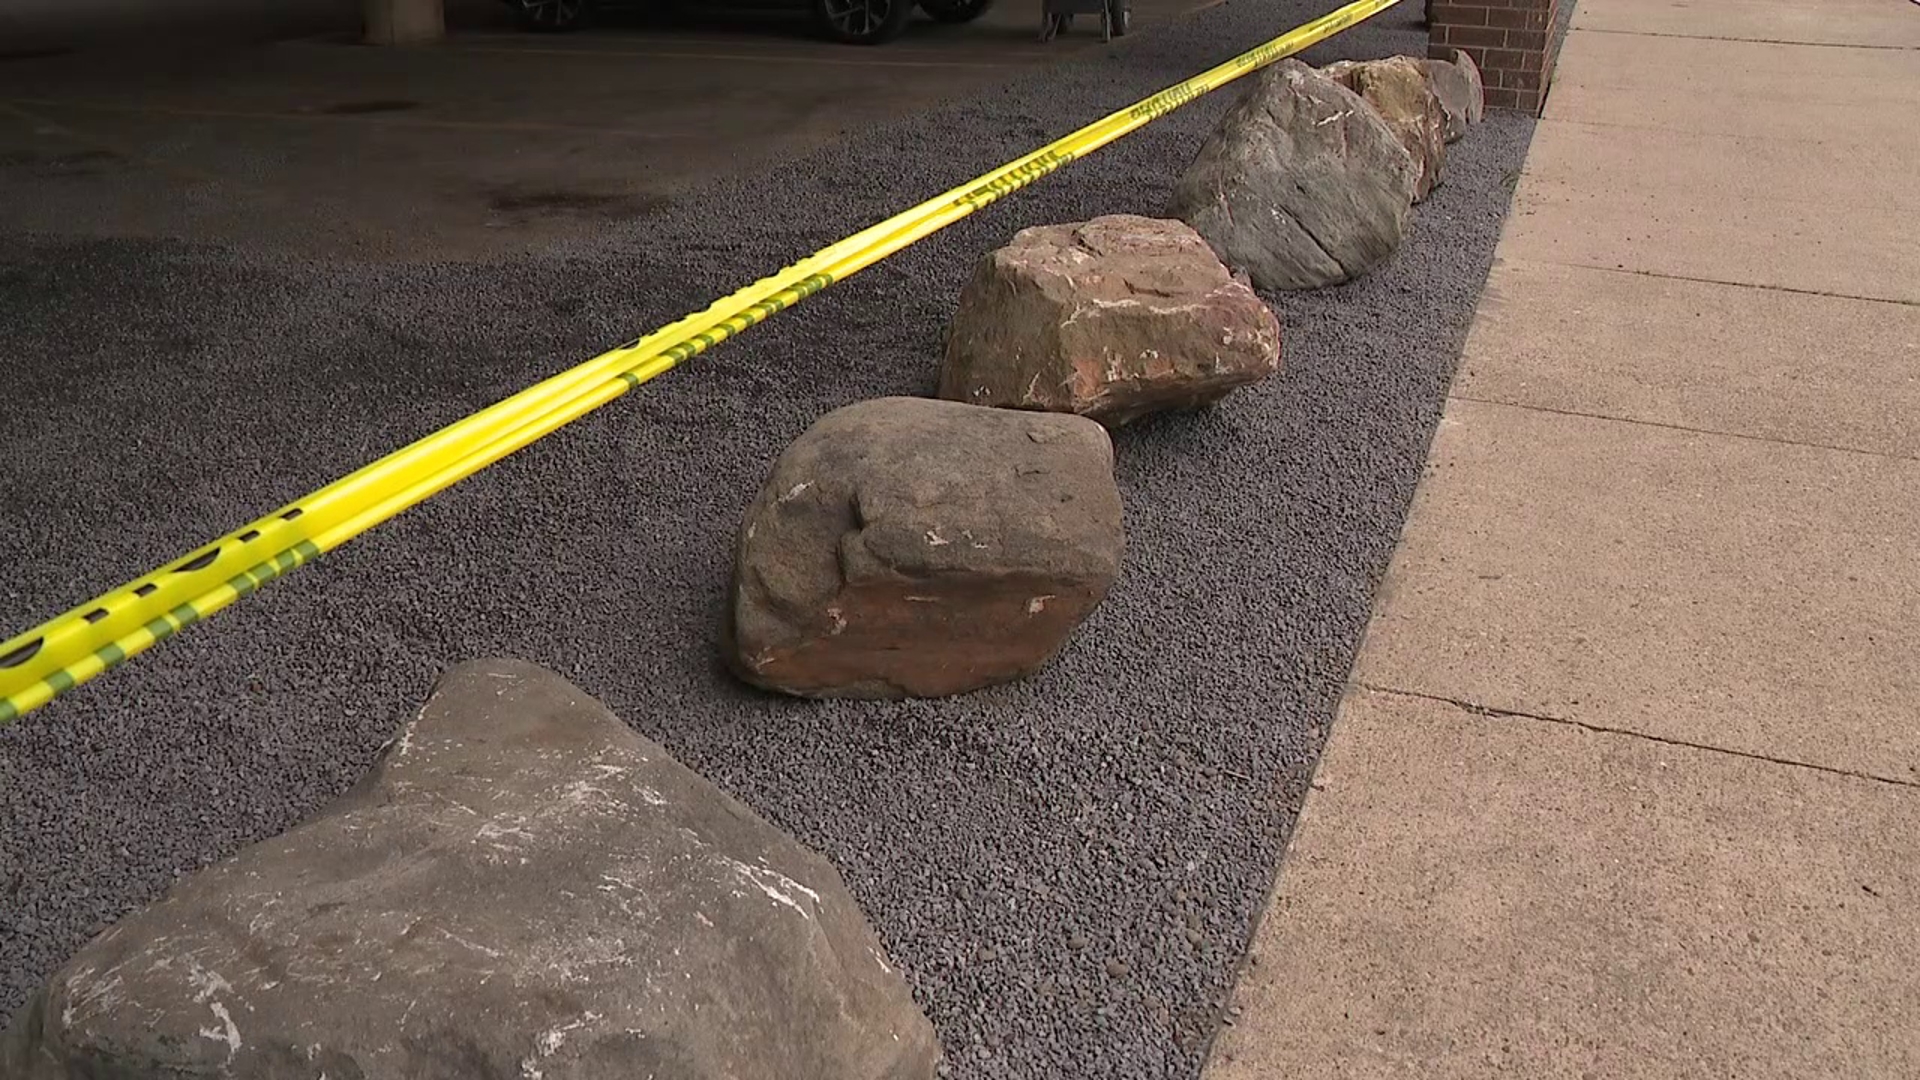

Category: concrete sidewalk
[1207, 0, 1920, 1076]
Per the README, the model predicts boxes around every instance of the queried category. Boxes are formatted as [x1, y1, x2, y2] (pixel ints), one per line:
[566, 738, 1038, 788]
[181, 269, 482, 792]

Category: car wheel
[512, 0, 590, 31]
[919, 0, 994, 23]
[816, 0, 917, 43]
[1107, 0, 1128, 35]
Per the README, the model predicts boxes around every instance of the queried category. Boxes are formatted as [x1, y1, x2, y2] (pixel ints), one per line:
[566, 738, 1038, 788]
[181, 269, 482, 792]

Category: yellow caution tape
[0, 0, 1406, 724]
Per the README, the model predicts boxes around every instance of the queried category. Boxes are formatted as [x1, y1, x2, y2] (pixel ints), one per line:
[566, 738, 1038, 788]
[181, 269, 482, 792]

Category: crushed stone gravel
[0, 1, 1535, 1076]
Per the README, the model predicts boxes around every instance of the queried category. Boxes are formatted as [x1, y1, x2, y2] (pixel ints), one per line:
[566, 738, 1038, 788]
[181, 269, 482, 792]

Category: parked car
[501, 0, 995, 44]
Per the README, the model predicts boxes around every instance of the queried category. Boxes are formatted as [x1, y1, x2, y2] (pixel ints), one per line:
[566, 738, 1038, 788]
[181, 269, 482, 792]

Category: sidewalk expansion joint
[1531, 115, 1920, 150]
[1527, 261, 1920, 311]
[1354, 682, 1920, 790]
[1573, 27, 1920, 52]
[1445, 393, 1920, 465]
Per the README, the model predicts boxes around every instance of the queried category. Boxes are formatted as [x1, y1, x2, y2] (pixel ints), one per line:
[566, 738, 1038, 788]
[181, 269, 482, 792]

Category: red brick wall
[1428, 0, 1561, 114]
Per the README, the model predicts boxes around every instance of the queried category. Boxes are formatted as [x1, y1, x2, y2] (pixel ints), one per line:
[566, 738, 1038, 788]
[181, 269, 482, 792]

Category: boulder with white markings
[1, 659, 940, 1080]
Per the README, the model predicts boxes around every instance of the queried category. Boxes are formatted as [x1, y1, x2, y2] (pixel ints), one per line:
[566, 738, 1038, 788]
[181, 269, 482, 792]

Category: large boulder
[1425, 49, 1486, 137]
[2, 659, 942, 1080]
[938, 214, 1281, 428]
[1166, 59, 1417, 292]
[1322, 56, 1450, 200]
[727, 396, 1123, 699]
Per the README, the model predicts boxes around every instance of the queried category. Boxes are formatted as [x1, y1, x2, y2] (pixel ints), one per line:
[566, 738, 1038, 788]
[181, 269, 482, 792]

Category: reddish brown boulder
[1323, 56, 1450, 201]
[937, 214, 1281, 428]
[726, 397, 1124, 699]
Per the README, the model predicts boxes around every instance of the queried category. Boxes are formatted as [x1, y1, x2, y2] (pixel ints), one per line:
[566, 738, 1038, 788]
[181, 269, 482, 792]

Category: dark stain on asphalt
[487, 189, 673, 218]
[320, 99, 422, 115]
[0, 148, 124, 176]
[0, 47, 75, 63]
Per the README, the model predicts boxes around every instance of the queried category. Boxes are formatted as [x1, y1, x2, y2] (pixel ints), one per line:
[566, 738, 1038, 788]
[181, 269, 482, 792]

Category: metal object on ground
[1040, 0, 1129, 41]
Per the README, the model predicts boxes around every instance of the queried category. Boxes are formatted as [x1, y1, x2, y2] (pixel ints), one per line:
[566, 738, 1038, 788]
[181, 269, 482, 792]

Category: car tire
[511, 0, 591, 31]
[919, 0, 994, 23]
[815, 0, 917, 43]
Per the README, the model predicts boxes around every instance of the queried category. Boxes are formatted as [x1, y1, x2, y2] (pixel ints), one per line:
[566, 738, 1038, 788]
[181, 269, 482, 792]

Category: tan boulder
[1323, 55, 1450, 200]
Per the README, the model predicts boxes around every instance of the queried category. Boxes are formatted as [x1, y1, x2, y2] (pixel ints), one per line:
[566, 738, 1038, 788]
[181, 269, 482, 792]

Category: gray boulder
[1420, 53, 1484, 142]
[1459, 51, 1486, 124]
[727, 396, 1123, 699]
[1322, 55, 1450, 200]
[938, 214, 1282, 428]
[1166, 59, 1417, 292]
[2, 659, 941, 1080]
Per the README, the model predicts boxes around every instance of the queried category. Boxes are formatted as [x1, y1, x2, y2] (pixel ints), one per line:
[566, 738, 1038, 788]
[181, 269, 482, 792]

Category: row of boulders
[2, 51, 1486, 1080]
[728, 52, 1484, 701]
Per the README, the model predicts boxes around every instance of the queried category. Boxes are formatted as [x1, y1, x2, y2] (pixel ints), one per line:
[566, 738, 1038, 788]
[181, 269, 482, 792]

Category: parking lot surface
[3, 0, 1212, 260]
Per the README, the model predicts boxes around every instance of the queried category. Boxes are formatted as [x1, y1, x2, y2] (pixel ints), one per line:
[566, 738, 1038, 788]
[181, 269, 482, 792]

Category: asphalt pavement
[0, 0, 1214, 261]
[0, 1, 1534, 1076]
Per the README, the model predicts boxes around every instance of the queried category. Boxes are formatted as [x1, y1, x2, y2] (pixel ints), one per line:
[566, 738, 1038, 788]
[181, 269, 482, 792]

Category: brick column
[1428, 0, 1561, 114]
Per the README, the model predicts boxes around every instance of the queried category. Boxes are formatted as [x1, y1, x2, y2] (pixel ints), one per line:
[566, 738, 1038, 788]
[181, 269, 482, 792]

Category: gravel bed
[0, 1, 1535, 1075]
